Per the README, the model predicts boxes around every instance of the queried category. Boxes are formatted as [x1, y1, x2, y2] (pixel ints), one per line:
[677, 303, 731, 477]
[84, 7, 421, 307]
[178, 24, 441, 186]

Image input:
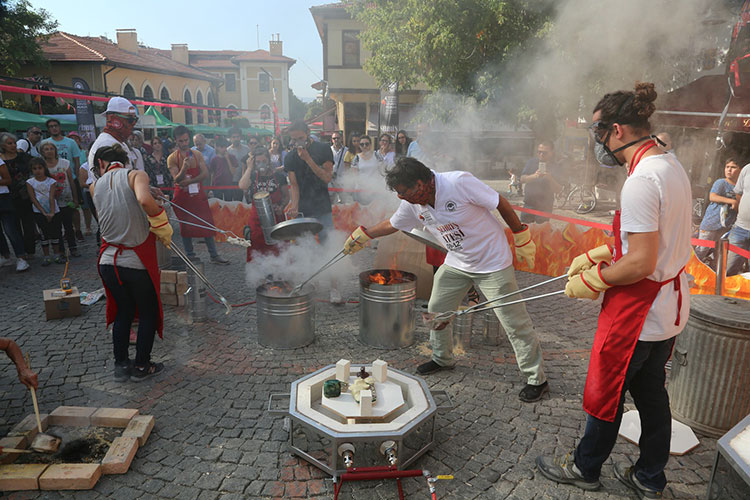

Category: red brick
[90, 408, 139, 428]
[286, 481, 307, 498]
[0, 464, 48, 491]
[101, 437, 138, 475]
[266, 481, 284, 498]
[39, 464, 101, 490]
[121, 415, 154, 446]
[8, 414, 49, 441]
[48, 406, 96, 427]
[279, 467, 294, 481]
[294, 466, 311, 480]
[307, 479, 326, 496]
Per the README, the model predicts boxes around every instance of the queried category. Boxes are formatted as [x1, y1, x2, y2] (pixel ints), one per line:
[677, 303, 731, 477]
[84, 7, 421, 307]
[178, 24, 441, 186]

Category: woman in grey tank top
[91, 144, 173, 382]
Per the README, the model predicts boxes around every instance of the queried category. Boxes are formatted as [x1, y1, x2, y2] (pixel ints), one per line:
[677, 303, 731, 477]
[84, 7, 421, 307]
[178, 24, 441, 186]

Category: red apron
[98, 232, 164, 338]
[582, 141, 683, 422]
[172, 150, 215, 238]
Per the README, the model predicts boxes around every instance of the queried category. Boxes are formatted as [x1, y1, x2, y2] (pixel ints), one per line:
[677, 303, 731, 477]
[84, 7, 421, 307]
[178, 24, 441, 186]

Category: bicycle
[556, 183, 597, 214]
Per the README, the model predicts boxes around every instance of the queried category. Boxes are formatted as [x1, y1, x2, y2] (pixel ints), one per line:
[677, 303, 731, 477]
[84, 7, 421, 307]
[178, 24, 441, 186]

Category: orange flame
[369, 270, 407, 285]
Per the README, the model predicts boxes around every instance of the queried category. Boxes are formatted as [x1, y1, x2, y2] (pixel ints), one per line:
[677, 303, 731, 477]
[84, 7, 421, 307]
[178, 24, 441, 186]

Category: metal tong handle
[461, 273, 568, 316]
[289, 248, 348, 296]
[171, 244, 232, 315]
[467, 290, 566, 315]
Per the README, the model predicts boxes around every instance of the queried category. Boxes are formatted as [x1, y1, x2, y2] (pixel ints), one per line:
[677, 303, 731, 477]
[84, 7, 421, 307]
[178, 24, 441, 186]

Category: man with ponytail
[537, 83, 692, 498]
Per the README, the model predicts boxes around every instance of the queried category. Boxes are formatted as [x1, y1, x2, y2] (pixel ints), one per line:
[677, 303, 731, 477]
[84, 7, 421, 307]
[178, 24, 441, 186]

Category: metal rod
[289, 245, 354, 296]
[467, 290, 566, 315]
[715, 237, 729, 296]
[462, 274, 567, 315]
[171, 244, 232, 315]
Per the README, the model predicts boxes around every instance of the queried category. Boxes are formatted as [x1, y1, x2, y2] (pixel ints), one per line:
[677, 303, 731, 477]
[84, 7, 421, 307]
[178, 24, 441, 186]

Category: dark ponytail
[593, 81, 657, 132]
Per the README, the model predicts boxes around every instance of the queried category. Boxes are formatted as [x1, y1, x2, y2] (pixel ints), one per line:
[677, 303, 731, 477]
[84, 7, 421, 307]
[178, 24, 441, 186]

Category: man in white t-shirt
[727, 164, 750, 275]
[342, 157, 548, 402]
[88, 97, 143, 172]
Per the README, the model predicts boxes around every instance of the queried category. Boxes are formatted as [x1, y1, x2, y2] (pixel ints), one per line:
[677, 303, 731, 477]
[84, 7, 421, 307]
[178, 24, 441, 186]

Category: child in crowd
[509, 169, 523, 195]
[695, 157, 742, 265]
[25, 158, 64, 265]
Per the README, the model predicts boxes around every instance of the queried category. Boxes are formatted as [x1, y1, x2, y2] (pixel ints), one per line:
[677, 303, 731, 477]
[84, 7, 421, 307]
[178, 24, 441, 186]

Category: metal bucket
[253, 191, 277, 246]
[668, 295, 750, 437]
[483, 311, 502, 346]
[359, 269, 417, 348]
[453, 308, 473, 350]
[186, 260, 207, 324]
[256, 281, 315, 349]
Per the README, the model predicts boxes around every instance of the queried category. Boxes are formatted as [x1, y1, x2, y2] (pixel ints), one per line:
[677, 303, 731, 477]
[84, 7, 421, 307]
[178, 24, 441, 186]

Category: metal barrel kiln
[256, 281, 315, 349]
[359, 270, 417, 349]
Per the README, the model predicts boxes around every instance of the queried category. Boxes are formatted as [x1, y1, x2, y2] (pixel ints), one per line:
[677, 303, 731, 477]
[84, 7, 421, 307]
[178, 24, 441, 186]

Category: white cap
[105, 96, 138, 116]
[16, 139, 30, 153]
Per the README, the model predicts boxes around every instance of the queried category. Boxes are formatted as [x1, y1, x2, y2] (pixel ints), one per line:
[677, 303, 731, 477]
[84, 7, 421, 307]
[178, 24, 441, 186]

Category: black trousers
[13, 200, 37, 255]
[574, 337, 675, 491]
[59, 206, 77, 252]
[98, 264, 159, 366]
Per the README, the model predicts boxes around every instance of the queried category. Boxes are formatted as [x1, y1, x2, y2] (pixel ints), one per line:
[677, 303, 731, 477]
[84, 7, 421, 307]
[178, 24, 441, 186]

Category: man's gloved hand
[565, 262, 613, 300]
[568, 244, 613, 277]
[148, 208, 173, 248]
[243, 225, 253, 246]
[513, 224, 536, 268]
[343, 226, 372, 255]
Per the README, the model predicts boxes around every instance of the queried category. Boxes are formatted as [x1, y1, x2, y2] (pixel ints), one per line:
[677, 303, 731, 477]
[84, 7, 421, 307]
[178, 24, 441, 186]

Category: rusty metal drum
[668, 295, 750, 438]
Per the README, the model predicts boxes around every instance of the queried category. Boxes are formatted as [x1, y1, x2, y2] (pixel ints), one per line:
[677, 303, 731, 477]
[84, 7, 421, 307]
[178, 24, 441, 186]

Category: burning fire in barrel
[359, 269, 417, 348]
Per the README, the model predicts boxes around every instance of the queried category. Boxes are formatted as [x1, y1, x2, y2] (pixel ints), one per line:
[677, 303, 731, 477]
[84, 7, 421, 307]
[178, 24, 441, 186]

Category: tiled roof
[230, 50, 295, 65]
[40, 32, 220, 81]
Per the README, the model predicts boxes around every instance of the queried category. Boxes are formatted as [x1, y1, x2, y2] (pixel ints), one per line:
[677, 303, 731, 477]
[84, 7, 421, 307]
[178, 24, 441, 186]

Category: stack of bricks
[159, 270, 188, 307]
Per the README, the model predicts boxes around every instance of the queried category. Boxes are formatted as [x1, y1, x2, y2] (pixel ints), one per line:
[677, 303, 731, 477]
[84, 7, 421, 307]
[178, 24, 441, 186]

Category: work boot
[114, 360, 132, 383]
[536, 454, 601, 491]
[614, 463, 662, 499]
[416, 360, 455, 375]
[519, 381, 549, 402]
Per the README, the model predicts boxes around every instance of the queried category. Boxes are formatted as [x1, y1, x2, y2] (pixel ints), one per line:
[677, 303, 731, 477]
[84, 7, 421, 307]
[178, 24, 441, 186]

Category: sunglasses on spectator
[359, 141, 370, 146]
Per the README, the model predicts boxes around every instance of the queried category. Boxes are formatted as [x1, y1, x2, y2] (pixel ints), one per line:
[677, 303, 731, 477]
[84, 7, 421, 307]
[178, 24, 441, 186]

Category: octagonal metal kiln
[268, 363, 447, 477]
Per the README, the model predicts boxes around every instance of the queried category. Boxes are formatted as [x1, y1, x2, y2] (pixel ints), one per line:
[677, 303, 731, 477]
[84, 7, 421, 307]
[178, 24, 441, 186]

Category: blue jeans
[311, 211, 334, 245]
[574, 337, 675, 491]
[0, 196, 26, 258]
[727, 225, 750, 276]
[182, 236, 218, 258]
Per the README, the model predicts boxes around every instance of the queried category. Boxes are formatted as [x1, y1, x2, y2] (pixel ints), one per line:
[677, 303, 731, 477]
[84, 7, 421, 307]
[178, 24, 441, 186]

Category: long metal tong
[431, 273, 568, 322]
[171, 244, 233, 315]
[288, 248, 348, 296]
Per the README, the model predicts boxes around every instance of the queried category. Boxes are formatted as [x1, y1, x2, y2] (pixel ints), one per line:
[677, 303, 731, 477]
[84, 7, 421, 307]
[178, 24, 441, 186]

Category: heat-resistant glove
[567, 244, 613, 277]
[565, 262, 613, 300]
[343, 226, 372, 255]
[148, 208, 173, 249]
[512, 224, 536, 268]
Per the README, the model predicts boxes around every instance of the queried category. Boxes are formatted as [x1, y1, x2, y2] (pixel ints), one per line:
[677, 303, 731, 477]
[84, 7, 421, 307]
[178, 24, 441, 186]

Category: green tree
[347, 0, 552, 96]
[0, 0, 58, 76]
[288, 89, 307, 122]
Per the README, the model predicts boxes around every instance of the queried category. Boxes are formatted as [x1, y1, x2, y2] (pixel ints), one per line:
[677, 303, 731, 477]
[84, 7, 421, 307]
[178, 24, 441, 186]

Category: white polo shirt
[88, 132, 143, 171]
[620, 153, 692, 341]
[389, 170, 512, 273]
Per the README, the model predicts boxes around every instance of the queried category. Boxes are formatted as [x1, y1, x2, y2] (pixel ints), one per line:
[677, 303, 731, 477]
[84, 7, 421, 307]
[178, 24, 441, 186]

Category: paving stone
[39, 463, 101, 490]
[0, 463, 48, 491]
[101, 436, 139, 475]
[91, 408, 139, 427]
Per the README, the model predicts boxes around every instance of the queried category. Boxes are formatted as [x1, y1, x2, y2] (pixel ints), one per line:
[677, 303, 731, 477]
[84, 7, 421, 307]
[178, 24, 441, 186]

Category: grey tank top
[94, 168, 149, 269]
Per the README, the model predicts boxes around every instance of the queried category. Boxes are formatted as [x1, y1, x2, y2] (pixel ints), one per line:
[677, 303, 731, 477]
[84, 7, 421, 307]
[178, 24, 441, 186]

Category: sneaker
[210, 255, 230, 265]
[536, 455, 601, 491]
[114, 361, 132, 382]
[42, 257, 52, 267]
[131, 362, 165, 382]
[70, 248, 81, 257]
[0, 256, 12, 267]
[330, 288, 344, 304]
[75, 230, 85, 242]
[16, 258, 30, 272]
[519, 381, 549, 402]
[614, 463, 662, 499]
[55, 255, 67, 264]
[416, 360, 455, 375]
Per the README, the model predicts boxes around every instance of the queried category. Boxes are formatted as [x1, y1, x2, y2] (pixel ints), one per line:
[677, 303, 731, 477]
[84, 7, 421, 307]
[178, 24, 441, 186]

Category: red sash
[97, 232, 164, 338]
[582, 142, 683, 422]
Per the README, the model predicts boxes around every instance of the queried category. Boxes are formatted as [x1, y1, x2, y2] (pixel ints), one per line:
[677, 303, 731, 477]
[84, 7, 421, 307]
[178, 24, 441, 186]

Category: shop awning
[0, 107, 77, 132]
[655, 75, 750, 133]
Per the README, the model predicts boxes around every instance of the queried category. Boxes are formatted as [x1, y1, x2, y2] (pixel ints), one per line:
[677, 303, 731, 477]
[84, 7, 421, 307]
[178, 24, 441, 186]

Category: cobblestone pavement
[0, 232, 716, 499]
